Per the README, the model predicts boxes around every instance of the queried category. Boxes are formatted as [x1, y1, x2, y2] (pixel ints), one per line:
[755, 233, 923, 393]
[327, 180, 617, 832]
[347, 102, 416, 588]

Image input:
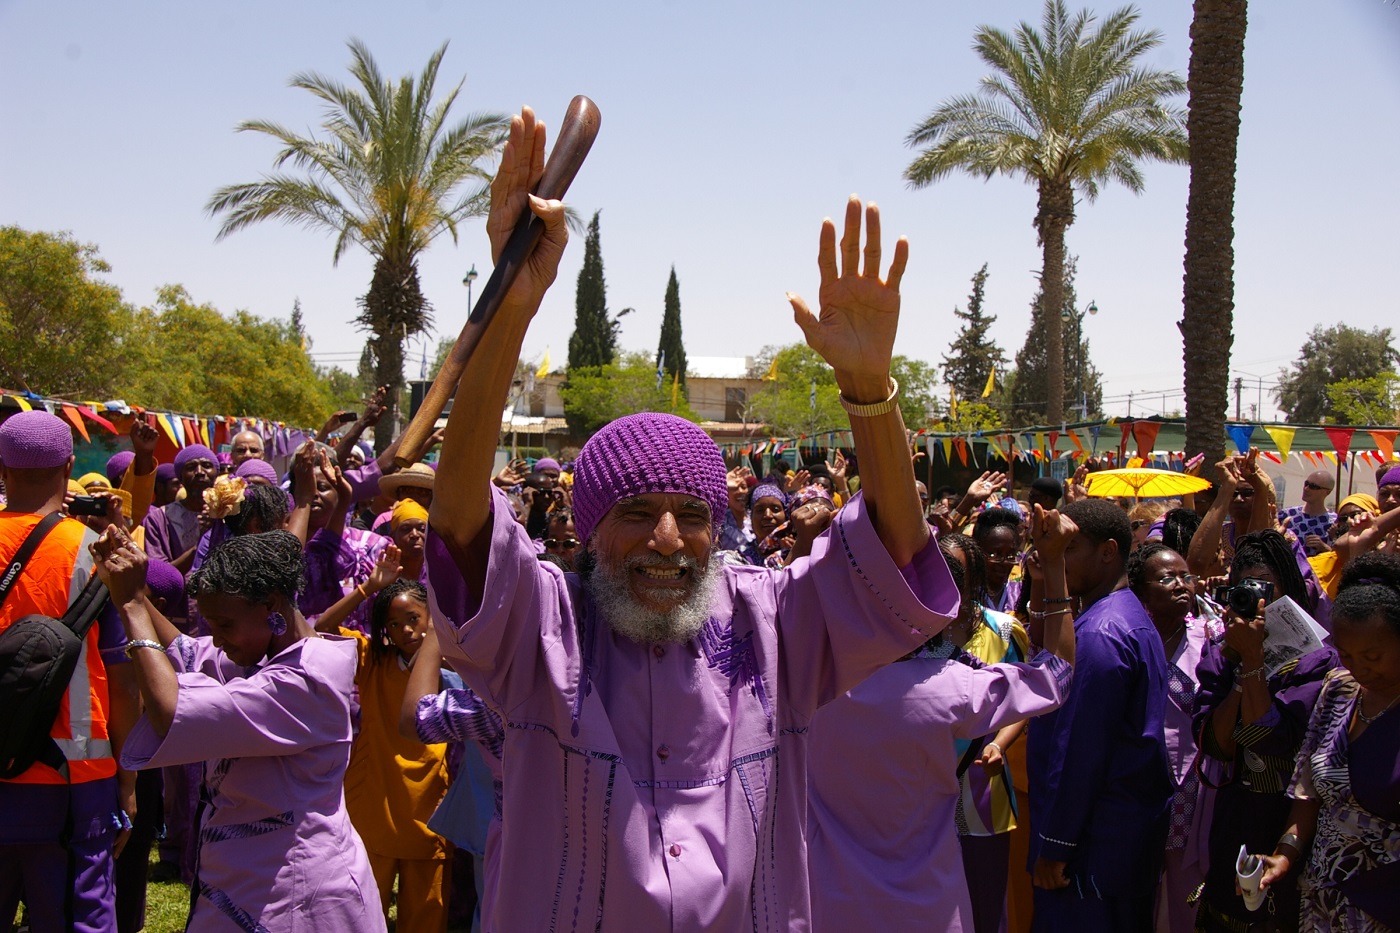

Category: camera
[67, 495, 108, 517]
[1213, 578, 1273, 620]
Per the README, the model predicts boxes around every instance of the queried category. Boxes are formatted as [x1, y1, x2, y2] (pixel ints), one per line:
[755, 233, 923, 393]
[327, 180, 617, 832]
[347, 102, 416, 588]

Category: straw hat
[379, 462, 436, 499]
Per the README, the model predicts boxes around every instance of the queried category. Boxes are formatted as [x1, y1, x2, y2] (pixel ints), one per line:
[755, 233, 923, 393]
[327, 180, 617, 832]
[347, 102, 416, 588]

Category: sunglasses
[1130, 519, 1153, 531]
[1302, 481, 1329, 491]
[544, 538, 580, 550]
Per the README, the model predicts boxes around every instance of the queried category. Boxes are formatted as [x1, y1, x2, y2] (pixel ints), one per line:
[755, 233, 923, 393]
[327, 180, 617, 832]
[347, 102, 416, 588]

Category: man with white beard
[426, 106, 959, 932]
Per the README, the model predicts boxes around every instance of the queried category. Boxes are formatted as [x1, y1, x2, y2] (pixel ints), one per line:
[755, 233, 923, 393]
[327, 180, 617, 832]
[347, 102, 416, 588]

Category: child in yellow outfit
[321, 544, 451, 933]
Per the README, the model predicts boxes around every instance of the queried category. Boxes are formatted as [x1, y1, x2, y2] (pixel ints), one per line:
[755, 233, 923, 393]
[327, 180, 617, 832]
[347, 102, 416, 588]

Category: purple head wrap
[1380, 466, 1400, 488]
[0, 410, 73, 469]
[155, 463, 177, 483]
[534, 457, 561, 474]
[143, 558, 188, 615]
[570, 413, 728, 543]
[234, 458, 279, 484]
[173, 444, 217, 470]
[106, 450, 135, 486]
[750, 484, 788, 510]
[789, 484, 833, 515]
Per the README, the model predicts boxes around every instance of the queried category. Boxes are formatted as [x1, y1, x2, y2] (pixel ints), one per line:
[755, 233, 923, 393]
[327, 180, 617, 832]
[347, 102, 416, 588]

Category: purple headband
[1380, 467, 1400, 488]
[106, 450, 135, 486]
[750, 484, 788, 509]
[173, 444, 217, 470]
[534, 457, 561, 473]
[234, 458, 279, 484]
[789, 484, 833, 515]
[570, 413, 728, 543]
[0, 410, 73, 469]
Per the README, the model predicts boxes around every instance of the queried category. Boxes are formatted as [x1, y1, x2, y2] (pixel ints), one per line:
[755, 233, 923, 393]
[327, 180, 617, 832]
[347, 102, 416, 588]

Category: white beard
[585, 551, 720, 645]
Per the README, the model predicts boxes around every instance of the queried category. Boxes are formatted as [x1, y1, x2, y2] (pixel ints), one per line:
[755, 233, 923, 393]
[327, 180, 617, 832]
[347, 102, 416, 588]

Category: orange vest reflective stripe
[0, 513, 116, 785]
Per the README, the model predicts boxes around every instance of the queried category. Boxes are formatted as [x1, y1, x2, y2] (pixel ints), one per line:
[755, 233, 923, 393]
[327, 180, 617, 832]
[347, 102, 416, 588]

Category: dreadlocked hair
[1231, 530, 1314, 613]
[225, 482, 290, 536]
[369, 577, 429, 665]
[187, 530, 304, 605]
[1334, 551, 1400, 638]
[1160, 508, 1202, 558]
[1127, 542, 1178, 595]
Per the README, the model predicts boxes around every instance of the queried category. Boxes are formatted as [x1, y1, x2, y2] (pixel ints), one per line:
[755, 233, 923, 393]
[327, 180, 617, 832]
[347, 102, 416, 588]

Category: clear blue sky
[3, 0, 1398, 421]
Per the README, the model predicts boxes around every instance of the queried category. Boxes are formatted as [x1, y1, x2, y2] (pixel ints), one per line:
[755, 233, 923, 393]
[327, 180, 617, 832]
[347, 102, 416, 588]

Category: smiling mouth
[635, 566, 688, 583]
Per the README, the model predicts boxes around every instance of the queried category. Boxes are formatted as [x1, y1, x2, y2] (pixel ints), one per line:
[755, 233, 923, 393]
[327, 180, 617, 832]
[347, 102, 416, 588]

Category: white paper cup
[1236, 844, 1266, 912]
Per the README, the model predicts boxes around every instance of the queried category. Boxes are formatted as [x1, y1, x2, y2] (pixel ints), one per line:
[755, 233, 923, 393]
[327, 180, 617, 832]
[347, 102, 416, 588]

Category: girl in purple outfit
[93, 526, 385, 932]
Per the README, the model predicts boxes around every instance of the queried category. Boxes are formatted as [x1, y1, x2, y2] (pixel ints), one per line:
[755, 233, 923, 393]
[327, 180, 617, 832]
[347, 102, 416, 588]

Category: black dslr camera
[1213, 578, 1273, 620]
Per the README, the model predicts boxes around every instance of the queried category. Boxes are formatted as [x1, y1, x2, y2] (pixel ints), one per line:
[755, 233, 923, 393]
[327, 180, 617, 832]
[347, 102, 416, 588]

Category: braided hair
[1231, 529, 1313, 613]
[940, 534, 991, 613]
[1334, 552, 1400, 639]
[369, 577, 429, 665]
[224, 482, 290, 536]
[187, 530, 305, 606]
[1160, 507, 1202, 558]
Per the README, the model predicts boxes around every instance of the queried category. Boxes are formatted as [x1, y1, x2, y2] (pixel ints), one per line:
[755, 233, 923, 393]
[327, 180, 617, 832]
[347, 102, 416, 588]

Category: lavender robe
[141, 500, 201, 564]
[426, 488, 958, 932]
[121, 634, 385, 933]
[807, 650, 1071, 932]
[1026, 589, 1173, 898]
[300, 526, 389, 633]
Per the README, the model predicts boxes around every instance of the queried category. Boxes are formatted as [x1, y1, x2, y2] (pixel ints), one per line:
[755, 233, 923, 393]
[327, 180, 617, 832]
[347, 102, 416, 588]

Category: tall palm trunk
[1182, 0, 1247, 488]
[1037, 179, 1075, 424]
[359, 255, 430, 454]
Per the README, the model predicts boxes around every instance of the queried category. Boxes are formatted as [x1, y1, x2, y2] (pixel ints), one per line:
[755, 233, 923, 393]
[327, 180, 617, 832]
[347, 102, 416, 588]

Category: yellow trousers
[366, 850, 450, 933]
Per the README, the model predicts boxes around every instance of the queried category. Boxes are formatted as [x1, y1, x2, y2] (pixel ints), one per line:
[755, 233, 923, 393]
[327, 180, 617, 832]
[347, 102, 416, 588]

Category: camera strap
[0, 512, 65, 610]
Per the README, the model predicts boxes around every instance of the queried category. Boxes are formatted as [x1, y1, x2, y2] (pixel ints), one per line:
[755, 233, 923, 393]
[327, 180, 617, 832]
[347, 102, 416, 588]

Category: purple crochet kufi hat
[571, 413, 728, 543]
[234, 458, 279, 484]
[0, 410, 73, 469]
[173, 444, 217, 470]
[155, 463, 177, 482]
[1381, 466, 1400, 488]
[106, 450, 135, 486]
[144, 557, 188, 613]
[750, 484, 788, 508]
[534, 457, 561, 473]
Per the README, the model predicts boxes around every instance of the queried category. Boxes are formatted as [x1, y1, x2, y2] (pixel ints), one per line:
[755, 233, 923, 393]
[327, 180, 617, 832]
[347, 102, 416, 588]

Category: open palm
[789, 196, 908, 386]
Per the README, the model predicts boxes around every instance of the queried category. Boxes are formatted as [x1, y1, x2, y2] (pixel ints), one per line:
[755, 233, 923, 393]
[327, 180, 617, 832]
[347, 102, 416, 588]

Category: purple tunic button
[653, 645, 665, 658]
[669, 843, 682, 858]
[657, 745, 670, 761]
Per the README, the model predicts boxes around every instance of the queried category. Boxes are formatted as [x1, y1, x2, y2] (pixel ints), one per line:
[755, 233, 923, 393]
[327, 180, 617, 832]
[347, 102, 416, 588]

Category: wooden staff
[395, 95, 601, 468]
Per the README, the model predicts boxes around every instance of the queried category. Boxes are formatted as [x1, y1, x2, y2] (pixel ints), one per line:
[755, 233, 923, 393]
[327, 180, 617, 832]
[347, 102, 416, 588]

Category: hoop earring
[268, 611, 288, 636]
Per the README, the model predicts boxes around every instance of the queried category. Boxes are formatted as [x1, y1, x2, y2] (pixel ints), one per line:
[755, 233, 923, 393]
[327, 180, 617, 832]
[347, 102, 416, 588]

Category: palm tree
[208, 39, 508, 452]
[1181, 0, 1247, 478]
[904, 0, 1187, 423]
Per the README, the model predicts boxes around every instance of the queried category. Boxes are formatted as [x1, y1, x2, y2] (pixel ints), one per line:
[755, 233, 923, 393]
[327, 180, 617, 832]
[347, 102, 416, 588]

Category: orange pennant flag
[1370, 430, 1397, 463]
[60, 404, 90, 443]
[954, 437, 969, 466]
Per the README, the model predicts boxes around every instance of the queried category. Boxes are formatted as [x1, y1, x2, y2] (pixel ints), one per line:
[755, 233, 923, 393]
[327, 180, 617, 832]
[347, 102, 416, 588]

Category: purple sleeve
[949, 651, 1070, 741]
[771, 491, 960, 713]
[96, 602, 129, 666]
[415, 688, 504, 756]
[1195, 641, 1337, 759]
[141, 507, 173, 563]
[343, 459, 382, 503]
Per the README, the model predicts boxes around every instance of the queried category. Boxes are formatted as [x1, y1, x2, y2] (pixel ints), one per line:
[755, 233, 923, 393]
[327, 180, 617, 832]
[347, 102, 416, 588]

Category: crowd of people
[2, 104, 1396, 933]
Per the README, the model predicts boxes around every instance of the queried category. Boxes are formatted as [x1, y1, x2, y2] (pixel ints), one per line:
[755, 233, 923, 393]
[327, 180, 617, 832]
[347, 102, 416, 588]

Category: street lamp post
[463, 264, 478, 313]
[1060, 300, 1098, 419]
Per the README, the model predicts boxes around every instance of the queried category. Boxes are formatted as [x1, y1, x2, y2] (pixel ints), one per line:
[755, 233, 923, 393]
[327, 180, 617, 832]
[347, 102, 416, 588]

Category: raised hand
[788, 196, 908, 399]
[966, 471, 1007, 505]
[785, 469, 811, 494]
[487, 106, 569, 318]
[90, 526, 148, 606]
[129, 419, 159, 459]
[366, 545, 404, 594]
[1031, 505, 1078, 562]
[291, 441, 319, 506]
[1065, 464, 1089, 503]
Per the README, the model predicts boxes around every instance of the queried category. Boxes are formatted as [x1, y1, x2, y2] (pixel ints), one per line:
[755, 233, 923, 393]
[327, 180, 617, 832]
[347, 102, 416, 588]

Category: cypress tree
[656, 266, 688, 396]
[940, 264, 1007, 401]
[1011, 256, 1102, 424]
[567, 211, 616, 369]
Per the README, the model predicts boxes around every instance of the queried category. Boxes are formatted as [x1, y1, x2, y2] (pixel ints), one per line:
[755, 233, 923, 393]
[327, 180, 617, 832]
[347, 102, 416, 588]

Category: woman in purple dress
[1257, 552, 1400, 932]
[93, 526, 384, 932]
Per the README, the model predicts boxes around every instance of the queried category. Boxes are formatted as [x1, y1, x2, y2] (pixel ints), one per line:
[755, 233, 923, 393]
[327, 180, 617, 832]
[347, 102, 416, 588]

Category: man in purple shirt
[141, 444, 217, 575]
[426, 108, 957, 931]
[1027, 499, 1172, 931]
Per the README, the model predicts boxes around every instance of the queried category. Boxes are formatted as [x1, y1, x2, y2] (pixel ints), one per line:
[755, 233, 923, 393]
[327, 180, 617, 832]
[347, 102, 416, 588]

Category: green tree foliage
[748, 344, 939, 436]
[207, 39, 508, 452]
[1325, 374, 1399, 426]
[0, 227, 129, 398]
[1010, 257, 1102, 425]
[656, 266, 688, 397]
[114, 285, 349, 426]
[567, 212, 616, 371]
[560, 351, 699, 436]
[944, 401, 1005, 434]
[905, 0, 1187, 422]
[1276, 325, 1400, 423]
[941, 264, 1008, 402]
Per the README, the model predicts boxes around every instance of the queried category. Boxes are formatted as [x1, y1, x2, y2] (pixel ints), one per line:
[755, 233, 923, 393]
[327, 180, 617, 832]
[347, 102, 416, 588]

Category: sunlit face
[230, 432, 264, 466]
[1333, 612, 1400, 698]
[393, 518, 427, 559]
[977, 525, 1020, 590]
[544, 516, 580, 570]
[750, 496, 786, 540]
[1379, 484, 1400, 515]
[592, 494, 713, 613]
[1332, 503, 1368, 540]
[384, 593, 431, 659]
[343, 448, 366, 471]
[197, 593, 277, 667]
[308, 475, 340, 528]
[180, 458, 217, 498]
[1135, 550, 1194, 628]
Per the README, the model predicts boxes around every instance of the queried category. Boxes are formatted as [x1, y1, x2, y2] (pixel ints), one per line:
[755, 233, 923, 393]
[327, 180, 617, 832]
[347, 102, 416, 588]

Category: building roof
[687, 356, 754, 380]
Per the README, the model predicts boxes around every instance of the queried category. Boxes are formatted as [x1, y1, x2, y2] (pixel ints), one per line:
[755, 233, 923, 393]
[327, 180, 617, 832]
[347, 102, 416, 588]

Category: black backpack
[0, 512, 113, 779]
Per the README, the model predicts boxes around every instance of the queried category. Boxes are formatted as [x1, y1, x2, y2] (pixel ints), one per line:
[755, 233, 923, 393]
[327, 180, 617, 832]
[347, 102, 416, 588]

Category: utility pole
[1234, 377, 1243, 421]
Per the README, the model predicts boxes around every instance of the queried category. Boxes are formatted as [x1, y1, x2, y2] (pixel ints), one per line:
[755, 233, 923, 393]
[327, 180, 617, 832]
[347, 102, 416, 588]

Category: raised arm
[430, 107, 569, 587]
[787, 197, 927, 566]
[1188, 458, 1239, 578]
[400, 623, 446, 740]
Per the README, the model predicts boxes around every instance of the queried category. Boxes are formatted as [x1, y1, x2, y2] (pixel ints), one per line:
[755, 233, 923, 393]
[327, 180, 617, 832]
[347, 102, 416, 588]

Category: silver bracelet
[124, 638, 164, 659]
[1277, 832, 1301, 852]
